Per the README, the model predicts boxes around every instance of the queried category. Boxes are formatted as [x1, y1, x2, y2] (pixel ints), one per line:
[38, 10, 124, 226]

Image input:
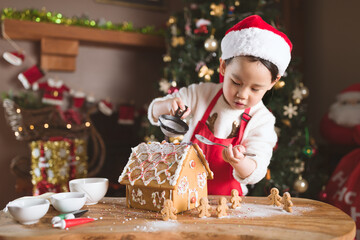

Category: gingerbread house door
[188, 188, 198, 210]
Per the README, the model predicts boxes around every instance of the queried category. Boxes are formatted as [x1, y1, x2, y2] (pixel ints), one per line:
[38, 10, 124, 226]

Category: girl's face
[220, 56, 279, 110]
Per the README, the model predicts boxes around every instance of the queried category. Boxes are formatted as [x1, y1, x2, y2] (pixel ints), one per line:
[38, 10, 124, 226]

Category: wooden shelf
[1, 19, 165, 71]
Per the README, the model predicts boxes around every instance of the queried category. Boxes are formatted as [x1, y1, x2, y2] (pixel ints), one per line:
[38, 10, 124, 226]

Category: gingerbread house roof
[118, 142, 213, 190]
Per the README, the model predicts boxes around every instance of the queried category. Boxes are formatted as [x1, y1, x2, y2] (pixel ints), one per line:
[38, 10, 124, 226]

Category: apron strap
[200, 88, 223, 122]
[238, 108, 251, 142]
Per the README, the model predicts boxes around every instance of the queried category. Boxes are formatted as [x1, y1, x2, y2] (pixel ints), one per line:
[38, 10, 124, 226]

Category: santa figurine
[194, 19, 211, 35]
[320, 83, 360, 146]
[33, 78, 70, 106]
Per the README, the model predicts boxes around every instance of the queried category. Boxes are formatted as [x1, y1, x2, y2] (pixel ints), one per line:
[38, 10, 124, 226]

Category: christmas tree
[141, 0, 325, 198]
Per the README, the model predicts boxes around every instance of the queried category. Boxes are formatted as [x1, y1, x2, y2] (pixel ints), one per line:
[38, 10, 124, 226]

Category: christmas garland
[1, 8, 164, 36]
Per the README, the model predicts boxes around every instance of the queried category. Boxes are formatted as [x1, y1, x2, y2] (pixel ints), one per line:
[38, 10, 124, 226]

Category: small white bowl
[69, 178, 109, 205]
[50, 192, 86, 213]
[7, 198, 50, 225]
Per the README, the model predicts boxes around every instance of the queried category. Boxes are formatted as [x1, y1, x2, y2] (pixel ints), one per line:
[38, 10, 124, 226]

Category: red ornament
[190, 196, 196, 203]
[190, 161, 196, 168]
[168, 86, 179, 94]
[318, 190, 328, 202]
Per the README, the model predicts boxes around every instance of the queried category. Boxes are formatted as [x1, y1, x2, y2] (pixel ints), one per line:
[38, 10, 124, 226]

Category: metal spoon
[195, 134, 256, 157]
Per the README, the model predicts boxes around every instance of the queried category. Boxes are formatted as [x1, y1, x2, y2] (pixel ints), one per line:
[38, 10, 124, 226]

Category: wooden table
[0, 196, 356, 240]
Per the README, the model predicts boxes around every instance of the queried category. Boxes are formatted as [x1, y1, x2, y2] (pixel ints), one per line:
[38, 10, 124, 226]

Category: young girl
[148, 15, 292, 196]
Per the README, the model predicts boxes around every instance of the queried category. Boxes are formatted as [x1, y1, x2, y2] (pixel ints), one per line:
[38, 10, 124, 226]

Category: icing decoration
[152, 191, 166, 209]
[189, 160, 196, 169]
[197, 172, 207, 189]
[132, 188, 146, 205]
[188, 188, 199, 209]
[177, 176, 189, 196]
[118, 142, 191, 186]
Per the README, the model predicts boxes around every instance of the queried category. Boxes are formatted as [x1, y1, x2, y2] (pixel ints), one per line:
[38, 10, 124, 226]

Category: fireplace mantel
[1, 19, 165, 71]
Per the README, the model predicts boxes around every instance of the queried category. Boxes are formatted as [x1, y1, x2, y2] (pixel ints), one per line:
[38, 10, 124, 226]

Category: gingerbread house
[118, 141, 213, 213]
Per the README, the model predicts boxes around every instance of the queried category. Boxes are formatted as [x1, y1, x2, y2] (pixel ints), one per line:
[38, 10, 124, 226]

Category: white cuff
[147, 97, 167, 126]
[232, 165, 266, 185]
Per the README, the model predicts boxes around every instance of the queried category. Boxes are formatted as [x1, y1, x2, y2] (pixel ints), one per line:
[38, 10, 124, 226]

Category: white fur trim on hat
[98, 101, 113, 116]
[18, 73, 31, 89]
[221, 27, 291, 76]
[3, 52, 23, 66]
[337, 92, 360, 102]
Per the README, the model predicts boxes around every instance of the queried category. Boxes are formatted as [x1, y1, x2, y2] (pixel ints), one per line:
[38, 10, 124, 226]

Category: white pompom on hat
[221, 15, 292, 76]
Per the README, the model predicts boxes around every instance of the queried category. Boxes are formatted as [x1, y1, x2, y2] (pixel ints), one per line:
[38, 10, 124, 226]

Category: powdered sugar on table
[228, 203, 314, 218]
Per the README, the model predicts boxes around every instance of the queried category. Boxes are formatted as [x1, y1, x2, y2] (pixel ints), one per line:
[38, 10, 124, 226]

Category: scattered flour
[135, 220, 179, 232]
[228, 203, 314, 218]
[133, 203, 314, 232]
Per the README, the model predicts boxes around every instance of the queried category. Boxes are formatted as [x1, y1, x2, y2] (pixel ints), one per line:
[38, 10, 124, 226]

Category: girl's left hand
[222, 144, 246, 164]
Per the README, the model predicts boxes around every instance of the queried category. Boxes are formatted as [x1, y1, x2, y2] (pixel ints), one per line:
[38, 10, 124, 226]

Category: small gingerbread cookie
[268, 187, 282, 207]
[198, 197, 211, 218]
[161, 199, 177, 221]
[281, 192, 293, 213]
[216, 197, 228, 218]
[230, 189, 242, 209]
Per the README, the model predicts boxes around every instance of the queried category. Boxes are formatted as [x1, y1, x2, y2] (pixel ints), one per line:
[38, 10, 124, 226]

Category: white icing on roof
[118, 142, 192, 187]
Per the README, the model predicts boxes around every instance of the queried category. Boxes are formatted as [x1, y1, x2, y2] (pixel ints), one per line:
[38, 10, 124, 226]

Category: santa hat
[18, 65, 44, 89]
[98, 99, 113, 116]
[336, 83, 360, 102]
[2, 51, 25, 66]
[196, 19, 211, 28]
[221, 15, 292, 76]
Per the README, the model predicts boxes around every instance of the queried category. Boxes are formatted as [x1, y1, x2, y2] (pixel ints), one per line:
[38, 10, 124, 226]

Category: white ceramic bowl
[69, 178, 109, 205]
[50, 192, 86, 213]
[7, 198, 50, 225]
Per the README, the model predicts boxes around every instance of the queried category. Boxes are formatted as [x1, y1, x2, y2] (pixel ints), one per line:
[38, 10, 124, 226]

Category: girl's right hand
[170, 97, 191, 119]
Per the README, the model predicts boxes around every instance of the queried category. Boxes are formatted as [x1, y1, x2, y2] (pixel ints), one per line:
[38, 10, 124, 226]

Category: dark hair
[225, 56, 279, 82]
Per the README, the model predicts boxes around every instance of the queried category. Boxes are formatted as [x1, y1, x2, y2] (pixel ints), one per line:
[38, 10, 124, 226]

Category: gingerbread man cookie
[281, 192, 293, 213]
[230, 189, 242, 209]
[161, 199, 177, 221]
[197, 197, 211, 218]
[268, 187, 282, 206]
[216, 197, 228, 218]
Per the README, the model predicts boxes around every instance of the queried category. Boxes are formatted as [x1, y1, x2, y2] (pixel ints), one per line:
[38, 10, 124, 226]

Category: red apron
[190, 88, 251, 196]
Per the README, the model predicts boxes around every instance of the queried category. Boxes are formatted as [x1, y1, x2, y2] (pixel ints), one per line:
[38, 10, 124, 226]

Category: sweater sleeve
[147, 82, 218, 126]
[233, 106, 277, 185]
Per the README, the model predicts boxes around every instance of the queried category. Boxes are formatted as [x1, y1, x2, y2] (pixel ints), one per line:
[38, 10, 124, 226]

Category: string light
[44, 123, 49, 129]
[85, 122, 91, 127]
[14, 132, 19, 137]
[66, 124, 72, 129]
[16, 108, 21, 114]
[29, 125, 35, 130]
[18, 127, 23, 132]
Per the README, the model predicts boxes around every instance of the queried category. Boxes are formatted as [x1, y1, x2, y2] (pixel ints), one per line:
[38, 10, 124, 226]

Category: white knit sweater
[148, 82, 277, 191]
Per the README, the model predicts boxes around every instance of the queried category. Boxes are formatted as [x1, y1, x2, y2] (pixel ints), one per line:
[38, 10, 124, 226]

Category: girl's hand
[169, 97, 191, 119]
[222, 144, 256, 179]
[222, 144, 246, 164]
